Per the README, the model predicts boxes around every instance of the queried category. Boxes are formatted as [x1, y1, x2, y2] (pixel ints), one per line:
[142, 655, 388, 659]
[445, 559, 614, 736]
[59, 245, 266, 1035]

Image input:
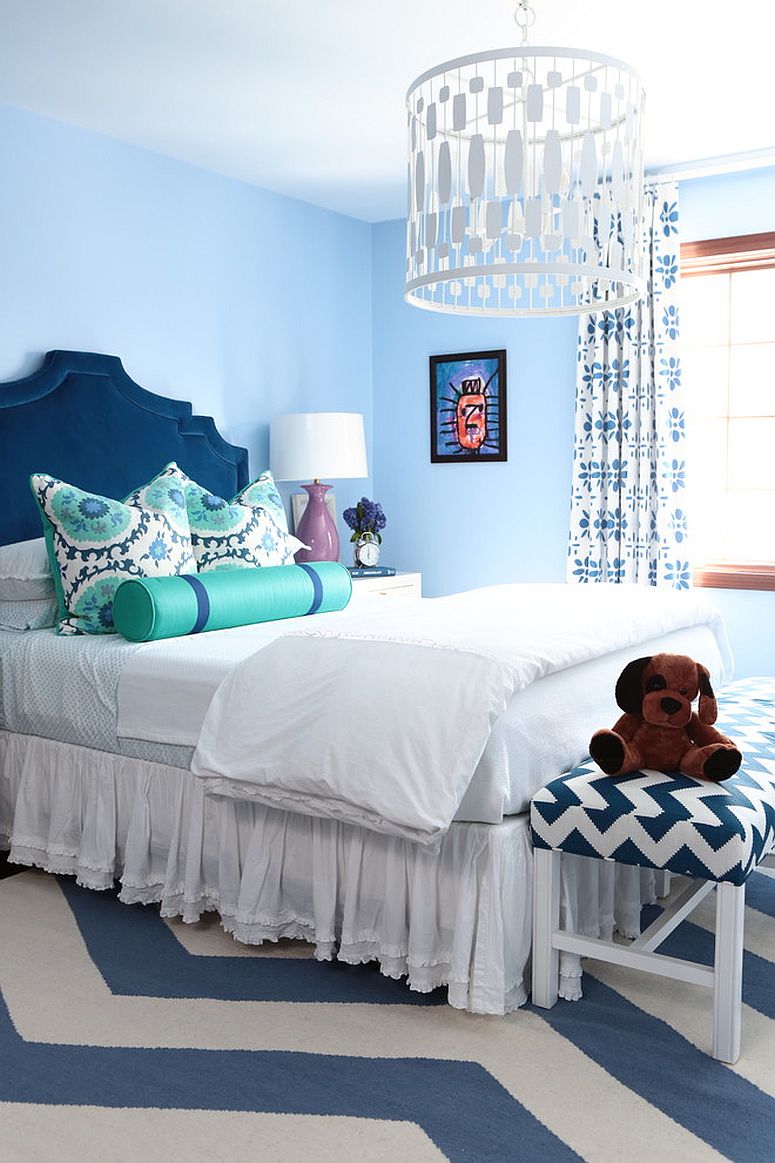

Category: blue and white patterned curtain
[567, 182, 688, 588]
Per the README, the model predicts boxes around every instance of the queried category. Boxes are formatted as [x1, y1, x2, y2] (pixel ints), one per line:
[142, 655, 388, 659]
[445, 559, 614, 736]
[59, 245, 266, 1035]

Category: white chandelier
[405, 1, 646, 316]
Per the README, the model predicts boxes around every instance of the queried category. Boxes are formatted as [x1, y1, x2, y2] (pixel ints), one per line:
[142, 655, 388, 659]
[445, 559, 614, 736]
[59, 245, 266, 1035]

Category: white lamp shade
[270, 412, 368, 481]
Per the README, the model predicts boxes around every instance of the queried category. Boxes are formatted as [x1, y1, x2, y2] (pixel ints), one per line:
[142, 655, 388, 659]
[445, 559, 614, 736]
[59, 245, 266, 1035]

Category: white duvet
[189, 583, 731, 846]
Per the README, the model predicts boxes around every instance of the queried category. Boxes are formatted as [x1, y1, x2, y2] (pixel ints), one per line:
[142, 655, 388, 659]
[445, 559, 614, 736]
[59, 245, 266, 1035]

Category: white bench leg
[713, 881, 745, 1063]
[532, 848, 561, 1008]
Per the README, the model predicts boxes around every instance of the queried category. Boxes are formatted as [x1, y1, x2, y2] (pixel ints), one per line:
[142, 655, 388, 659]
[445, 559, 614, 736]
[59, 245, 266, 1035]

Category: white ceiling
[1, 0, 772, 222]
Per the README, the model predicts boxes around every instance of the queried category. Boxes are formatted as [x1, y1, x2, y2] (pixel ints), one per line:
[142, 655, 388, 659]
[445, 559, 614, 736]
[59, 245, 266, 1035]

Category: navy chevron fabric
[531, 678, 775, 885]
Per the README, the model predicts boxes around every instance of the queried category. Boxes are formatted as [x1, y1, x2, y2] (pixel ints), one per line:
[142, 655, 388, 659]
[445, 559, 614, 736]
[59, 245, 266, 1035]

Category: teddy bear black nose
[660, 697, 682, 715]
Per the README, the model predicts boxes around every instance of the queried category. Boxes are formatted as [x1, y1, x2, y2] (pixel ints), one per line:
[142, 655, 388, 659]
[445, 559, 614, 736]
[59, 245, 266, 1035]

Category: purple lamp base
[294, 482, 339, 562]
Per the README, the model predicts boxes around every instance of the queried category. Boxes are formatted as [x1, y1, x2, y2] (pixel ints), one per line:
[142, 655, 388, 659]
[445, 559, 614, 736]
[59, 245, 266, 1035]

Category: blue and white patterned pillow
[236, 470, 289, 533]
[125, 464, 191, 540]
[142, 463, 302, 572]
[30, 472, 196, 635]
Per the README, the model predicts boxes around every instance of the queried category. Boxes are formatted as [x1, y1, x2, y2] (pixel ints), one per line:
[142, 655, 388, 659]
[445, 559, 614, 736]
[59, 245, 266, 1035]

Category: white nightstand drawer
[349, 571, 422, 602]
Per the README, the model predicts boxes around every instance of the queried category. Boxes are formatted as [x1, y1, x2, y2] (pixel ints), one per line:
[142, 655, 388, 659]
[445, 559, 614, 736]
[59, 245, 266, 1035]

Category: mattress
[0, 624, 191, 769]
[0, 590, 731, 823]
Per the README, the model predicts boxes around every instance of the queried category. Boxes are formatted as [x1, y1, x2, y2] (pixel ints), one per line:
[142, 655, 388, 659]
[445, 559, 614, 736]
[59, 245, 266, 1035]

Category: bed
[0, 350, 733, 1013]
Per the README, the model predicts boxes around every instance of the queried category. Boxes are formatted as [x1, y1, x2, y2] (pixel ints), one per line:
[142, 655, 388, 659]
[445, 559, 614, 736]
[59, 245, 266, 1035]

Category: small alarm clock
[355, 532, 380, 567]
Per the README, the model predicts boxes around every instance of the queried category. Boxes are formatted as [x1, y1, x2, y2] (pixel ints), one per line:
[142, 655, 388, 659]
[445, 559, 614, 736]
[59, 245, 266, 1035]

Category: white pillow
[0, 537, 54, 601]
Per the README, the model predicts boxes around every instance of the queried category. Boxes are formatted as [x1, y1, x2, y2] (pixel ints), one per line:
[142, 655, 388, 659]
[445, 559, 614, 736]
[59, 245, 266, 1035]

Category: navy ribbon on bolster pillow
[113, 561, 352, 642]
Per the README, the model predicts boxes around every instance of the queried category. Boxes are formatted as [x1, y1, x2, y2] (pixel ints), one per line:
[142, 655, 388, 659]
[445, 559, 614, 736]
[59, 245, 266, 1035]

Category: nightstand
[348, 571, 422, 603]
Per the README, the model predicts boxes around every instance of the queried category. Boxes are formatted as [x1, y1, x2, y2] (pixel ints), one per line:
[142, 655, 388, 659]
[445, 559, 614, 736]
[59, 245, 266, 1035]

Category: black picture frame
[429, 349, 507, 464]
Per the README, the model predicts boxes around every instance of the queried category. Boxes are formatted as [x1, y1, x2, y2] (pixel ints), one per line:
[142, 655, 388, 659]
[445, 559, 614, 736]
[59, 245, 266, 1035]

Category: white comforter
[190, 583, 730, 846]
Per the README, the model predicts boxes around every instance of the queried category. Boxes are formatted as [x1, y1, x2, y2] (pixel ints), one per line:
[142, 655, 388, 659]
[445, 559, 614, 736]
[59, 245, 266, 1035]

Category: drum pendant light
[405, 1, 646, 316]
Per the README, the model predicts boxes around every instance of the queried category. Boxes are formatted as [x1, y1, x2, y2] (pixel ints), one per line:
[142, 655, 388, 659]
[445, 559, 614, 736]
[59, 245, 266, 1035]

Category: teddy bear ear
[697, 663, 718, 725]
[615, 657, 652, 714]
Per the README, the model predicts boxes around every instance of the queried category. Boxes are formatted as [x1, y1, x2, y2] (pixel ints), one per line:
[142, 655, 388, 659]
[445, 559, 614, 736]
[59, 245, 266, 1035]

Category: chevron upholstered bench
[530, 677, 775, 1063]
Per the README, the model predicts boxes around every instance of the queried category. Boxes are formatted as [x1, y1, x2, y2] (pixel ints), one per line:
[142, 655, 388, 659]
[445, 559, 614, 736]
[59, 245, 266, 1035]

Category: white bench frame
[532, 848, 775, 1063]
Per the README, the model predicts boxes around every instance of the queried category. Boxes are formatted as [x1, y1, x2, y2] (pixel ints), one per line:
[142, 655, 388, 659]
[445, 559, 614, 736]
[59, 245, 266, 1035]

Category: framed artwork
[429, 350, 507, 463]
[291, 490, 336, 534]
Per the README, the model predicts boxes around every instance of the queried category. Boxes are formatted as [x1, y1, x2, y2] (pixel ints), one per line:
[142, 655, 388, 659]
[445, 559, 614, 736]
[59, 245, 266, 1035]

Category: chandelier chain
[513, 0, 535, 45]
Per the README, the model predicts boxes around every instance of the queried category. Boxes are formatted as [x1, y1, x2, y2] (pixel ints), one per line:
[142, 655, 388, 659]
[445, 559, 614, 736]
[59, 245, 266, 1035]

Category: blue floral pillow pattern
[236, 470, 289, 533]
[125, 465, 191, 541]
[185, 479, 302, 571]
[140, 463, 301, 571]
[30, 472, 196, 635]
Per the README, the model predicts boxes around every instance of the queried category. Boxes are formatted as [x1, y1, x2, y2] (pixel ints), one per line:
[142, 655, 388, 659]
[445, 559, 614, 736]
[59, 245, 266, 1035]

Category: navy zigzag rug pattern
[2, 869, 775, 1161]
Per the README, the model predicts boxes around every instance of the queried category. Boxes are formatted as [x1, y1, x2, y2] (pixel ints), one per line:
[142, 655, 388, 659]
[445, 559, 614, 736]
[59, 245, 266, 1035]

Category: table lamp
[270, 412, 367, 562]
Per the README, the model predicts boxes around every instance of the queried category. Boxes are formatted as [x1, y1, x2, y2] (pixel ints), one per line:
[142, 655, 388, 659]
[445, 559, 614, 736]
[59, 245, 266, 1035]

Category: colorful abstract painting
[429, 350, 507, 463]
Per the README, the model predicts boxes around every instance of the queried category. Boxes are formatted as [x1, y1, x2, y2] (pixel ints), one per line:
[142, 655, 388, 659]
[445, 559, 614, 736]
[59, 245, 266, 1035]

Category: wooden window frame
[680, 233, 775, 591]
[681, 232, 775, 276]
[693, 563, 775, 592]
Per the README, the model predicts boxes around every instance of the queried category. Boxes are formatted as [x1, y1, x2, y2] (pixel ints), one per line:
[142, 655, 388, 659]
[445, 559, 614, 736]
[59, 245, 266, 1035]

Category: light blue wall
[679, 167, 775, 240]
[371, 218, 577, 597]
[678, 166, 775, 678]
[1, 100, 770, 675]
[0, 103, 373, 544]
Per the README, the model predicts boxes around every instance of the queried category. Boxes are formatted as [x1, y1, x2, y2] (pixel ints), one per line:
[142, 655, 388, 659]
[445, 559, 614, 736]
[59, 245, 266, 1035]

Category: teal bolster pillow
[113, 562, 352, 642]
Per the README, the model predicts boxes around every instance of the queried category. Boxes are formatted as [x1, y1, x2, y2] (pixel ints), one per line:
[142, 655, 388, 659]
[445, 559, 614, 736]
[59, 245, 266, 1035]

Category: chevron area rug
[3, 868, 775, 1162]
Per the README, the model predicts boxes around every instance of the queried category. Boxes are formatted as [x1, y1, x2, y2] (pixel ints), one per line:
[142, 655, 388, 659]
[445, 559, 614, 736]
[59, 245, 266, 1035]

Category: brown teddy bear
[589, 653, 742, 782]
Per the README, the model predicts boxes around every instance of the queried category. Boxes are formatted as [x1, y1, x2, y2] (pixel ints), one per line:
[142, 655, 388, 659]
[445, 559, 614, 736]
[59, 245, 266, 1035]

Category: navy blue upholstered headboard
[0, 350, 249, 546]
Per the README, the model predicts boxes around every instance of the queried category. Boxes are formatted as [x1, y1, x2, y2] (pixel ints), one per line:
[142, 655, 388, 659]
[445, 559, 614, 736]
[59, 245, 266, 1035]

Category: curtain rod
[646, 148, 775, 185]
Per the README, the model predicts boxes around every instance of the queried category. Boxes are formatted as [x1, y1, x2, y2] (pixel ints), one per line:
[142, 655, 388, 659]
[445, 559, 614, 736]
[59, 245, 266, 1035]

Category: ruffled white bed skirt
[0, 729, 664, 1014]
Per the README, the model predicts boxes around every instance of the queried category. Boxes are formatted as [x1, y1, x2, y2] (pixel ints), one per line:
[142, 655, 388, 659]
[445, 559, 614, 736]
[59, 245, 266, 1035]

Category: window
[680, 232, 775, 591]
